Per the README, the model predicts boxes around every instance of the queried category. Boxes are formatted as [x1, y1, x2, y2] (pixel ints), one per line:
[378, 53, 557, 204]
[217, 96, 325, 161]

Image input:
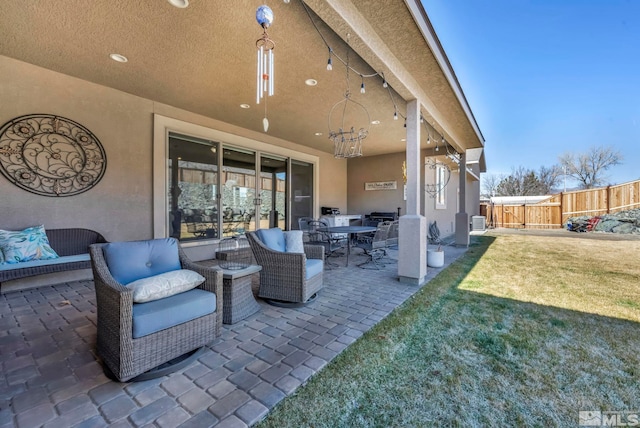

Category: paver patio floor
[0, 244, 466, 428]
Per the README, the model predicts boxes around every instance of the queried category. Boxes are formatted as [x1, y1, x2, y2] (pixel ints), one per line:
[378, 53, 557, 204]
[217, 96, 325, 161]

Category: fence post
[559, 192, 563, 227]
[523, 204, 526, 228]
[606, 186, 611, 213]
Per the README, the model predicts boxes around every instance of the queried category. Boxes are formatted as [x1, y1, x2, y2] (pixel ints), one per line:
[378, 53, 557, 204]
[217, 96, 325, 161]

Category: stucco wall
[347, 150, 480, 239]
[0, 56, 346, 241]
[346, 152, 406, 217]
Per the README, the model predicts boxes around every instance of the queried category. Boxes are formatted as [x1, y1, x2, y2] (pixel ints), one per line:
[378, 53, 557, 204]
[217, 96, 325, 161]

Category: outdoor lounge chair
[246, 228, 324, 307]
[89, 237, 223, 382]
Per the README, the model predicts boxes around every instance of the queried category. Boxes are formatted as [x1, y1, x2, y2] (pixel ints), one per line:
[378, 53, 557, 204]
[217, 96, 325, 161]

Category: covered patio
[1, 0, 485, 287]
[0, 246, 467, 427]
[1, 1, 484, 426]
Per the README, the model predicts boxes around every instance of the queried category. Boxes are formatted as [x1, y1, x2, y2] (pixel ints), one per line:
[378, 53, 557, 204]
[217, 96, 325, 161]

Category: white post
[398, 99, 427, 285]
[455, 151, 470, 247]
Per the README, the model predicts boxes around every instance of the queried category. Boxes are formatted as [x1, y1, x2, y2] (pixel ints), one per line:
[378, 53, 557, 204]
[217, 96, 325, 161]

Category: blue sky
[421, 0, 640, 186]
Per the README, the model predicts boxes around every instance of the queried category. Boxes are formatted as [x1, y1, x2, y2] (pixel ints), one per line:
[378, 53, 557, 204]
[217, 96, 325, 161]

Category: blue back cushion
[256, 228, 286, 252]
[103, 238, 181, 285]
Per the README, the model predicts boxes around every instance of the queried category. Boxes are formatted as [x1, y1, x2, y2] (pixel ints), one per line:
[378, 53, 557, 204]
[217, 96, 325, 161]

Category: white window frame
[435, 163, 447, 210]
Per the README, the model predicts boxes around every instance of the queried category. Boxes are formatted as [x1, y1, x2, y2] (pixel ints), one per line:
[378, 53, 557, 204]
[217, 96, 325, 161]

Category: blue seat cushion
[256, 228, 285, 252]
[306, 259, 323, 280]
[103, 238, 181, 285]
[131, 288, 216, 339]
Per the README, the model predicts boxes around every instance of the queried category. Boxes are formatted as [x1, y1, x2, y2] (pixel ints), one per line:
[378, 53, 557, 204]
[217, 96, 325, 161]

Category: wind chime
[255, 5, 275, 132]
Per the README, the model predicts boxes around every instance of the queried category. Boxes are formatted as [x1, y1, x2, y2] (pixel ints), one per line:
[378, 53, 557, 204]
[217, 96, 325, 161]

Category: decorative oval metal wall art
[0, 114, 106, 197]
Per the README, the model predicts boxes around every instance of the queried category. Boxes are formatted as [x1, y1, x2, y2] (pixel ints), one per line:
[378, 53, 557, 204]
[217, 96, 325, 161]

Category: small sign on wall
[364, 181, 397, 191]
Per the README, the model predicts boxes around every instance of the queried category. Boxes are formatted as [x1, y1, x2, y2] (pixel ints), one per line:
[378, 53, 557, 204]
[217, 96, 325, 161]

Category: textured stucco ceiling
[0, 0, 483, 157]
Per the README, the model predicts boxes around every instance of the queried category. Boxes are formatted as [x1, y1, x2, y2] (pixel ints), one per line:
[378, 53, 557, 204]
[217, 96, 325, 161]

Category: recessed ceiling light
[240, 104, 251, 109]
[109, 53, 128, 63]
[401, 138, 406, 142]
[305, 79, 318, 86]
[314, 132, 323, 136]
[371, 120, 380, 125]
[168, 0, 189, 8]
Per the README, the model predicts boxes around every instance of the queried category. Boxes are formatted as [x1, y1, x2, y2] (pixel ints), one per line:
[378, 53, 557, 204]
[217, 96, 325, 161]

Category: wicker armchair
[246, 230, 324, 306]
[89, 239, 223, 382]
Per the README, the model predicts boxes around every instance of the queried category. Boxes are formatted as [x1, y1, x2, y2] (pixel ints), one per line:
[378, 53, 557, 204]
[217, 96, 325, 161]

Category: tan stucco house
[0, 0, 485, 285]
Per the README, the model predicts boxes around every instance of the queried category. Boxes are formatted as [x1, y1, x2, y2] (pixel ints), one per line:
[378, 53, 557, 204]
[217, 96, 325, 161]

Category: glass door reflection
[291, 160, 314, 230]
[260, 155, 287, 230]
[222, 147, 257, 237]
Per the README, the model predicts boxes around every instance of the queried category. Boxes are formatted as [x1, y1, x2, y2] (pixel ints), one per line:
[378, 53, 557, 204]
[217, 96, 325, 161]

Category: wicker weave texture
[89, 240, 223, 382]
[246, 232, 324, 304]
[222, 272, 261, 324]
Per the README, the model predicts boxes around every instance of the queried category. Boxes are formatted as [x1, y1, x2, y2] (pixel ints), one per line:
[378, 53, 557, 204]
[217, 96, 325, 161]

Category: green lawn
[256, 233, 640, 427]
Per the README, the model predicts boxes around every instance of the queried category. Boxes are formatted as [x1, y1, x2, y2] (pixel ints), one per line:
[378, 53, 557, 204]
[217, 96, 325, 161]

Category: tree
[558, 146, 623, 189]
[493, 166, 560, 196]
[537, 165, 563, 193]
[481, 173, 504, 197]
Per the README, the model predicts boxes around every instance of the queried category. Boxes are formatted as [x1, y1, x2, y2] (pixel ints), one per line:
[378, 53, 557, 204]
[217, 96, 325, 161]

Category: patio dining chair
[306, 219, 346, 267]
[386, 220, 399, 249]
[353, 221, 393, 269]
[298, 217, 319, 243]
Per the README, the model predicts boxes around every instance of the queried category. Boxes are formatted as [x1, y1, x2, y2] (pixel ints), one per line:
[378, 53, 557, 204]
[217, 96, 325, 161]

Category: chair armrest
[89, 244, 134, 340]
[178, 246, 224, 324]
[304, 244, 325, 261]
[259, 248, 308, 266]
[179, 249, 223, 295]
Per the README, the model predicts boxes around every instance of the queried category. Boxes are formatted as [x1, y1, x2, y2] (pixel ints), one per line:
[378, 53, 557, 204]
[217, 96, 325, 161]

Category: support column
[455, 151, 470, 247]
[398, 99, 427, 285]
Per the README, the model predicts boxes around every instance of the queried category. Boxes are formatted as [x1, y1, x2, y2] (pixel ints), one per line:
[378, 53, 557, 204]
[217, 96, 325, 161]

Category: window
[436, 163, 447, 209]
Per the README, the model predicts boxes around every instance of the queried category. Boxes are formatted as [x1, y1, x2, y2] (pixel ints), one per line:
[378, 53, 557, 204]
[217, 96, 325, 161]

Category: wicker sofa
[0, 228, 107, 287]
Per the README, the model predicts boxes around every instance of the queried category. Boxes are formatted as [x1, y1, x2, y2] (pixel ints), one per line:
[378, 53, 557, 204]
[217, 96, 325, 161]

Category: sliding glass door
[290, 160, 314, 230]
[168, 133, 219, 241]
[222, 147, 257, 237]
[260, 154, 287, 230]
[166, 131, 314, 240]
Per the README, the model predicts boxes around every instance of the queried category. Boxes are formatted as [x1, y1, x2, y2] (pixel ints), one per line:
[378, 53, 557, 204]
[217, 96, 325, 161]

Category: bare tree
[537, 165, 563, 193]
[481, 173, 503, 197]
[559, 146, 623, 189]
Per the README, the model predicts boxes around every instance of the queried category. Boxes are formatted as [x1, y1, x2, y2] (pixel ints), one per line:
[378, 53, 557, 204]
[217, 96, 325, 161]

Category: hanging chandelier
[255, 5, 275, 132]
[328, 37, 370, 159]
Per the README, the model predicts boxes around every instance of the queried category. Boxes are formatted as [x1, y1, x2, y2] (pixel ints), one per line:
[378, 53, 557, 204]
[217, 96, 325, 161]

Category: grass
[256, 232, 640, 427]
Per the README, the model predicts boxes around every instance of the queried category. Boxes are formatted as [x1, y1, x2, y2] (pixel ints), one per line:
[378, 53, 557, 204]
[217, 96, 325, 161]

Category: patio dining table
[317, 225, 377, 266]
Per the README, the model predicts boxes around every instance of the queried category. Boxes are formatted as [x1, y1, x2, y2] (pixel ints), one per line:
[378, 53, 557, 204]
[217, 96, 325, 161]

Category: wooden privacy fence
[483, 179, 640, 229]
